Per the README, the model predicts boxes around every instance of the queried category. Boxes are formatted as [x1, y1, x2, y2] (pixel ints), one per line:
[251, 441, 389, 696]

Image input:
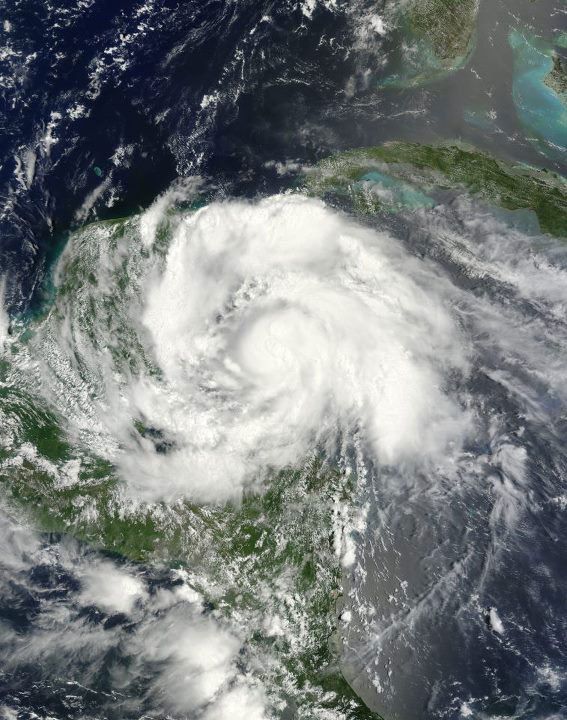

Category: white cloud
[489, 606, 504, 635]
[122, 195, 471, 502]
[0, 511, 269, 718]
[79, 561, 147, 614]
[202, 684, 268, 720]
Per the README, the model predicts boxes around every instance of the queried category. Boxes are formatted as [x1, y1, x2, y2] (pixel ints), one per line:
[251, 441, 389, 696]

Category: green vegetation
[407, 0, 478, 62]
[545, 53, 567, 98]
[0, 371, 378, 717]
[307, 142, 567, 237]
[379, 0, 479, 88]
[0, 199, 384, 716]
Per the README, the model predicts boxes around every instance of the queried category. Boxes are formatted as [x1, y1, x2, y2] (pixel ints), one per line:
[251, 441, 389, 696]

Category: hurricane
[0, 0, 566, 719]
[16, 193, 471, 505]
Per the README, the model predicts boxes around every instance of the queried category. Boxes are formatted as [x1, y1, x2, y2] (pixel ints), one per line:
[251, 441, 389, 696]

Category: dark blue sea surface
[0, 1, 566, 719]
[1, 0, 565, 308]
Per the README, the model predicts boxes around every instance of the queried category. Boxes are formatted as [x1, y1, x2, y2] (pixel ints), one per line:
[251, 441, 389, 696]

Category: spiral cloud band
[114, 195, 469, 501]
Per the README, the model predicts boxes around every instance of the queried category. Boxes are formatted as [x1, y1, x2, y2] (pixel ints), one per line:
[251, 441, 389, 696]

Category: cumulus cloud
[138, 606, 265, 717]
[121, 195, 471, 502]
[0, 511, 267, 720]
[78, 560, 147, 614]
[19, 194, 472, 504]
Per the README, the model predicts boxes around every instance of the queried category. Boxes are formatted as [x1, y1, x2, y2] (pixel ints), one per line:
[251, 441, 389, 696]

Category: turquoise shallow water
[509, 30, 567, 154]
[360, 171, 435, 210]
[1, 2, 567, 720]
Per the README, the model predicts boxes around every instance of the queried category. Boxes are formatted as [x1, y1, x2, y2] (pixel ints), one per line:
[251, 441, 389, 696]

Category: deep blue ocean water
[0, 1, 567, 719]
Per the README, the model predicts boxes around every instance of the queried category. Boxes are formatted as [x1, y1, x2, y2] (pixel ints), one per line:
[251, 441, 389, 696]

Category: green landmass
[509, 30, 567, 157]
[407, 0, 478, 62]
[5, 138, 564, 717]
[544, 53, 567, 98]
[380, 0, 479, 87]
[0, 324, 379, 719]
[306, 142, 567, 237]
